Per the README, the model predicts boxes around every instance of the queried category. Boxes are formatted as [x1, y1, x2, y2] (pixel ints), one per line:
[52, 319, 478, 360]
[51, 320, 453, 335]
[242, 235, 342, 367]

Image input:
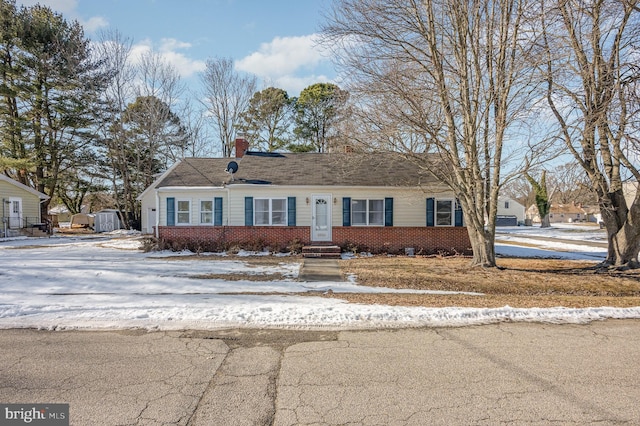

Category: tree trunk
[603, 218, 640, 269]
[599, 188, 640, 269]
[541, 214, 551, 228]
[467, 224, 497, 268]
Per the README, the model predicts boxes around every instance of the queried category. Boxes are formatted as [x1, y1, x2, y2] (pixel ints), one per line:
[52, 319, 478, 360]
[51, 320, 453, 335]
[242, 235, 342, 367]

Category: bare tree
[540, 0, 640, 268]
[322, 0, 542, 267]
[132, 50, 188, 169]
[179, 99, 213, 158]
[501, 175, 536, 210]
[200, 57, 257, 157]
[95, 30, 136, 226]
[96, 33, 187, 229]
[548, 162, 597, 205]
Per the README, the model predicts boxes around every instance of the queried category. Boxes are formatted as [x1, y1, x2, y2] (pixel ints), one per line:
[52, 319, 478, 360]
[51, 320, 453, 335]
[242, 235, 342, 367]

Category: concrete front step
[302, 245, 342, 259]
[17, 228, 49, 238]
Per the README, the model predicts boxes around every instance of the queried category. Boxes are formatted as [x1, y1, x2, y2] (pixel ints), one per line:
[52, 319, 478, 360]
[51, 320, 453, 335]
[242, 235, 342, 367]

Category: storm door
[311, 194, 332, 242]
[8, 197, 22, 229]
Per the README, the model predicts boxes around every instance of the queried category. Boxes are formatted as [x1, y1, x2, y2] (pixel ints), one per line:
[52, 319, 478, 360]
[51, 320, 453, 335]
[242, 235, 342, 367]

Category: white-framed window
[436, 199, 454, 226]
[176, 199, 191, 224]
[352, 199, 384, 226]
[254, 198, 287, 225]
[505, 201, 510, 209]
[200, 200, 213, 224]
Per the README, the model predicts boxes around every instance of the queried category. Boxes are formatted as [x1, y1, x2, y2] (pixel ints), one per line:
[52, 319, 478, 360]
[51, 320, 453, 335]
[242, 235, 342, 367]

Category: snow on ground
[1, 224, 638, 330]
[495, 224, 609, 261]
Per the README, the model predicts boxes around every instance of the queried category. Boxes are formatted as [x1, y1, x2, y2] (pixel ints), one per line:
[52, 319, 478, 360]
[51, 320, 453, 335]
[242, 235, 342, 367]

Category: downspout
[225, 185, 230, 226]
[155, 188, 160, 239]
[2, 199, 7, 238]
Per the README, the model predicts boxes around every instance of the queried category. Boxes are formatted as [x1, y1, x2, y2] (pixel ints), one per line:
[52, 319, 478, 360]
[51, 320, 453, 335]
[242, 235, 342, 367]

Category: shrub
[287, 238, 304, 254]
[140, 237, 159, 252]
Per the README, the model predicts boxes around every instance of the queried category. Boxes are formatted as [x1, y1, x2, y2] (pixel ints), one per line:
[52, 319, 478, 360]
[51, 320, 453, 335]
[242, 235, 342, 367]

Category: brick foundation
[332, 226, 471, 255]
[157, 226, 472, 255]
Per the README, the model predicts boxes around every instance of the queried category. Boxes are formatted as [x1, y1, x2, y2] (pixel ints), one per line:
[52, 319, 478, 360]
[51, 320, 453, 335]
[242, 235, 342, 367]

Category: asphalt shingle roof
[155, 151, 440, 188]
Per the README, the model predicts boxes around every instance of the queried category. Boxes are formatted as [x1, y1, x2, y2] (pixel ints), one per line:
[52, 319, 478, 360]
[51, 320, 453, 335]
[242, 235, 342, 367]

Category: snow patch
[1, 224, 637, 330]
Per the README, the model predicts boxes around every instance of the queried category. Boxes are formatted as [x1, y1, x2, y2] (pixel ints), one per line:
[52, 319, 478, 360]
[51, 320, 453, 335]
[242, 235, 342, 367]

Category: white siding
[150, 184, 458, 229]
[623, 182, 638, 207]
[497, 197, 526, 223]
[138, 188, 157, 234]
[147, 189, 228, 231]
[0, 181, 42, 223]
[226, 185, 454, 227]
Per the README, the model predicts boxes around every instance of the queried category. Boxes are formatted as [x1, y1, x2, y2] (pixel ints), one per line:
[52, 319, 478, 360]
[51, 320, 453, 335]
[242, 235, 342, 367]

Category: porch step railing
[1, 216, 51, 237]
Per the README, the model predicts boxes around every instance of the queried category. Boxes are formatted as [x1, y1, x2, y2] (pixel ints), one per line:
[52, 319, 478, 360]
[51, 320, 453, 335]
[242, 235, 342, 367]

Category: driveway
[1, 320, 639, 425]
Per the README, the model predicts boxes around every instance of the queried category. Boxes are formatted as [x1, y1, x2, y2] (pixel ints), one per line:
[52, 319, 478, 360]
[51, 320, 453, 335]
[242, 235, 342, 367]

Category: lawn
[334, 256, 640, 308]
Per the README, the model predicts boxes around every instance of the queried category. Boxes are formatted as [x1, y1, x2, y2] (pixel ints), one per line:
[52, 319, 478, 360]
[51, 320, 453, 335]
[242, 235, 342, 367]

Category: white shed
[93, 209, 123, 232]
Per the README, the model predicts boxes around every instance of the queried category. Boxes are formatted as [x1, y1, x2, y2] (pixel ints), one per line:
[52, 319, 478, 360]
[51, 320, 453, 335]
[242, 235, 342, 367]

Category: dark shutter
[342, 197, 351, 227]
[167, 197, 175, 226]
[214, 197, 223, 226]
[244, 197, 253, 226]
[454, 199, 463, 227]
[287, 197, 296, 226]
[384, 198, 393, 227]
[426, 197, 434, 227]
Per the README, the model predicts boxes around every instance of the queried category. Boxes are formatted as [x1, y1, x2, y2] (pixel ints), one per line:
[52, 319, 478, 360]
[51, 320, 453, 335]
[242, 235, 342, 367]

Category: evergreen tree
[293, 83, 348, 153]
[237, 87, 293, 152]
[0, 0, 108, 218]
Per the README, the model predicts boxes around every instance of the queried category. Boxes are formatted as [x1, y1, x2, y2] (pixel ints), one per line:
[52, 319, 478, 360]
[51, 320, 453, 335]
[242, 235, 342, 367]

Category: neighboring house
[623, 181, 638, 207]
[0, 175, 49, 238]
[138, 139, 471, 254]
[527, 202, 587, 224]
[496, 197, 526, 226]
[582, 205, 602, 223]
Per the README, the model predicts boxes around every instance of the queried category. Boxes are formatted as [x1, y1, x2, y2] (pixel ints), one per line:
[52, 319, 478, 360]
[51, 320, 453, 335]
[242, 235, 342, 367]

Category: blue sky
[18, 0, 337, 96]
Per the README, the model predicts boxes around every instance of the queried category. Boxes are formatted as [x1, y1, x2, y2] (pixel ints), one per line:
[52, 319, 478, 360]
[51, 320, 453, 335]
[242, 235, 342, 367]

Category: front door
[311, 194, 332, 242]
[8, 197, 22, 229]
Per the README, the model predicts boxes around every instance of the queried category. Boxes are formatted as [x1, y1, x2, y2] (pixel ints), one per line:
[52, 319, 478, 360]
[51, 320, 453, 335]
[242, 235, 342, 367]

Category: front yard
[334, 256, 640, 308]
[179, 253, 640, 309]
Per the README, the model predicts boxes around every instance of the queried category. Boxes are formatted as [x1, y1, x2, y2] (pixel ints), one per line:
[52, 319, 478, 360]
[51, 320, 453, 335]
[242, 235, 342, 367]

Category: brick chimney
[235, 138, 249, 158]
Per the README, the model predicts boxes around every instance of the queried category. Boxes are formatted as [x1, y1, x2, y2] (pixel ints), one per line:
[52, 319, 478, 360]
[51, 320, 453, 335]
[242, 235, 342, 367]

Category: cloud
[130, 38, 206, 79]
[81, 16, 109, 33]
[235, 34, 334, 96]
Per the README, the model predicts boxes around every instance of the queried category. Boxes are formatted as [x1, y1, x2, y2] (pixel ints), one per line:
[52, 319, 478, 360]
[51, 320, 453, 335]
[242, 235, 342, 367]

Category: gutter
[225, 185, 230, 226]
[2, 198, 7, 238]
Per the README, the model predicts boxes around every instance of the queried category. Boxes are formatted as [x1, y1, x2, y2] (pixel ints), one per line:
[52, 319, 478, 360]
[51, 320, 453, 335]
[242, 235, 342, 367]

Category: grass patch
[336, 256, 640, 308]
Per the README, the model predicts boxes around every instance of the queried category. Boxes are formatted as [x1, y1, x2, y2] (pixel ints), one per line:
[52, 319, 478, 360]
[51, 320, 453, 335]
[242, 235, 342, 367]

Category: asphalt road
[1, 320, 639, 425]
